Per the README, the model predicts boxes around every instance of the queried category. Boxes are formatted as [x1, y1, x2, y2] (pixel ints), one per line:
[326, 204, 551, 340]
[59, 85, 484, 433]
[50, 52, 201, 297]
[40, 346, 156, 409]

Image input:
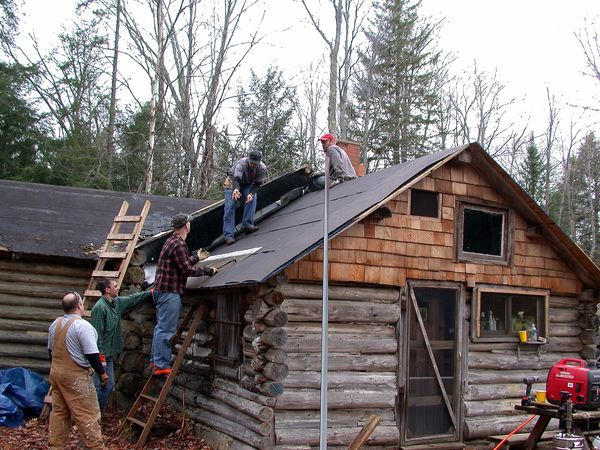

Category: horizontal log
[0, 343, 49, 360]
[468, 369, 548, 385]
[171, 386, 272, 437]
[0, 259, 92, 277]
[282, 299, 400, 323]
[549, 296, 578, 308]
[283, 371, 397, 389]
[129, 249, 147, 266]
[251, 355, 267, 371]
[263, 362, 289, 381]
[278, 283, 400, 303]
[464, 382, 546, 401]
[0, 293, 64, 309]
[274, 388, 396, 410]
[261, 327, 288, 347]
[265, 348, 287, 364]
[257, 381, 284, 397]
[243, 325, 258, 341]
[464, 398, 528, 417]
[464, 415, 559, 440]
[544, 337, 583, 353]
[0, 306, 59, 322]
[287, 353, 397, 372]
[123, 266, 145, 285]
[263, 309, 288, 327]
[275, 409, 396, 428]
[548, 323, 583, 337]
[263, 291, 284, 307]
[0, 270, 89, 288]
[549, 307, 580, 323]
[0, 281, 72, 298]
[285, 322, 395, 336]
[0, 356, 50, 373]
[468, 351, 579, 370]
[213, 378, 276, 407]
[184, 401, 273, 448]
[274, 424, 399, 446]
[0, 330, 48, 345]
[283, 335, 397, 354]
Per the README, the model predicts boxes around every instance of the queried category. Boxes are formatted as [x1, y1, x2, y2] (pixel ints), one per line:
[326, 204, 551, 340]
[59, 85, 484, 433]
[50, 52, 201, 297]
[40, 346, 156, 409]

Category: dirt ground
[0, 404, 212, 449]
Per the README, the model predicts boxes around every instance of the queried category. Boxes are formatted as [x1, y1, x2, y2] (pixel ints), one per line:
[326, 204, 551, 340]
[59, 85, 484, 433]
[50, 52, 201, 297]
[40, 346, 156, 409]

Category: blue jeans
[93, 357, 114, 412]
[223, 185, 258, 239]
[151, 291, 181, 369]
[313, 175, 326, 190]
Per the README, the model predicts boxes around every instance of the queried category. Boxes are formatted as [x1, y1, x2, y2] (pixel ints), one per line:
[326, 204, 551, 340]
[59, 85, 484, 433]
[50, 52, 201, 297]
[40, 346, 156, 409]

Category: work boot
[242, 225, 259, 234]
[225, 237, 236, 245]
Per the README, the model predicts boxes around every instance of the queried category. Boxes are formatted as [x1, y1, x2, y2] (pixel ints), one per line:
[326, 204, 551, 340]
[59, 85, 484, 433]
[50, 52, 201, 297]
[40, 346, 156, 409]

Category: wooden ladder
[39, 200, 151, 421]
[84, 200, 152, 305]
[118, 304, 206, 449]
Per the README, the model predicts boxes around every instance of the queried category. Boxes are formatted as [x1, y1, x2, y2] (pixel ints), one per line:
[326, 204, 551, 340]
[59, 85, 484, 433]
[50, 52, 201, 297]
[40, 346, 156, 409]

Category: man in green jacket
[90, 277, 153, 412]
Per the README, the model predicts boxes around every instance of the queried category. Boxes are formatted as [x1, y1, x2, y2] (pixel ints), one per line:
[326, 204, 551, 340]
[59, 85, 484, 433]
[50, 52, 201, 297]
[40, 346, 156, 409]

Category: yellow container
[535, 390, 546, 403]
[518, 330, 528, 342]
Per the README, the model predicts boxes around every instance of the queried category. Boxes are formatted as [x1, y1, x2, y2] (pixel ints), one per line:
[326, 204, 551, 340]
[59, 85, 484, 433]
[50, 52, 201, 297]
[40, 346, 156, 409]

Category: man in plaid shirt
[151, 213, 217, 375]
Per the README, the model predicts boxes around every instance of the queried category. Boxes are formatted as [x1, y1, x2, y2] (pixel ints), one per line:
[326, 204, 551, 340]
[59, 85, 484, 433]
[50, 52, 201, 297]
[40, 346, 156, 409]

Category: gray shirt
[230, 157, 267, 193]
[327, 144, 357, 180]
[48, 314, 99, 368]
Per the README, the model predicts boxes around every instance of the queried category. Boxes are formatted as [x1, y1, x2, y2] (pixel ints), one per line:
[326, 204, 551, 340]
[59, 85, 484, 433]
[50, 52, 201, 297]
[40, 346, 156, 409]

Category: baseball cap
[248, 150, 262, 162]
[319, 133, 335, 142]
[171, 213, 191, 229]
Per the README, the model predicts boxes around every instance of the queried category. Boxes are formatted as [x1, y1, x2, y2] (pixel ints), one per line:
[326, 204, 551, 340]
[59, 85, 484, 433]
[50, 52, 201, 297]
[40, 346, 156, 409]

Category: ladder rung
[107, 233, 134, 240]
[99, 251, 128, 259]
[114, 215, 141, 222]
[84, 290, 102, 298]
[140, 393, 158, 402]
[92, 270, 120, 278]
[127, 416, 146, 427]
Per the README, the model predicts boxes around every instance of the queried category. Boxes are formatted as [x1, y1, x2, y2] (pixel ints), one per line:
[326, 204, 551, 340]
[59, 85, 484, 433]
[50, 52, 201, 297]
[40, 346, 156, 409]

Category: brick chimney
[337, 139, 365, 176]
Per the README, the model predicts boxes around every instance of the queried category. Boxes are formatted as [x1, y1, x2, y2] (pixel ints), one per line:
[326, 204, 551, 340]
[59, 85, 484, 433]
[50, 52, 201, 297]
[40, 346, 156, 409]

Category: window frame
[409, 189, 441, 219]
[471, 285, 549, 343]
[212, 290, 245, 366]
[455, 199, 512, 265]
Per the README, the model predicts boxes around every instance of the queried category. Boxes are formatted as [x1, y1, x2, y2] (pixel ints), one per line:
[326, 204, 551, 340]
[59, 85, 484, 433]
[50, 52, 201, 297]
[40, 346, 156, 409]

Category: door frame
[398, 280, 466, 446]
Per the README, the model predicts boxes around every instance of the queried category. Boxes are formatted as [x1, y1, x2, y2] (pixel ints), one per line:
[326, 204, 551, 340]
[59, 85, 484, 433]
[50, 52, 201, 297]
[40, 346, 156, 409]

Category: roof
[188, 142, 600, 291]
[0, 180, 213, 260]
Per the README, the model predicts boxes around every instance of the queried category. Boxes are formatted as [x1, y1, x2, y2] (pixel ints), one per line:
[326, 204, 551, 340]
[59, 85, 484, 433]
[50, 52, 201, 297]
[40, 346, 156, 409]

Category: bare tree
[575, 20, 600, 112]
[106, 0, 122, 188]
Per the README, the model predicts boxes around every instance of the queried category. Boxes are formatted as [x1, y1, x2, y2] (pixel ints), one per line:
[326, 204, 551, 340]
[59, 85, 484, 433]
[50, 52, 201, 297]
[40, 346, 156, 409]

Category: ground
[0, 404, 212, 449]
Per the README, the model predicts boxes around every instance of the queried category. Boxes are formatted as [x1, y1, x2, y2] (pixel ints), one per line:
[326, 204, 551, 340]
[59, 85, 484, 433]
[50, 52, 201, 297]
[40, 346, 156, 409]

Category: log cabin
[0, 179, 212, 374]
[133, 141, 600, 449]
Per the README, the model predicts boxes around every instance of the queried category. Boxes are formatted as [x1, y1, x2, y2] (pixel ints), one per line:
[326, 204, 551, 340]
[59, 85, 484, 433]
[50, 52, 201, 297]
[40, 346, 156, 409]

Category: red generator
[546, 358, 600, 409]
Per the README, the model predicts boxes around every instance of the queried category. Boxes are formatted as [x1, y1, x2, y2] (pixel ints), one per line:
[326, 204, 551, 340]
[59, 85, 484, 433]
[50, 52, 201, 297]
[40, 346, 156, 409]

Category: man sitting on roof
[222, 150, 267, 245]
[312, 133, 357, 190]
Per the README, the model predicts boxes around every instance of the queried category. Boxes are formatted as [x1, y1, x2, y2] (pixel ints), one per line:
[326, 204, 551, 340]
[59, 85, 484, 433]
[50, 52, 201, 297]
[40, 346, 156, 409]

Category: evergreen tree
[516, 132, 545, 205]
[351, 0, 443, 168]
[235, 67, 299, 177]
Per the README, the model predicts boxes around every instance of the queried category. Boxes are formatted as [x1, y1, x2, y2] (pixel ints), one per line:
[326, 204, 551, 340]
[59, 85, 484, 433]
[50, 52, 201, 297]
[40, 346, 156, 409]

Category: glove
[100, 372, 109, 387]
[196, 249, 210, 261]
[208, 267, 218, 276]
[99, 354, 107, 369]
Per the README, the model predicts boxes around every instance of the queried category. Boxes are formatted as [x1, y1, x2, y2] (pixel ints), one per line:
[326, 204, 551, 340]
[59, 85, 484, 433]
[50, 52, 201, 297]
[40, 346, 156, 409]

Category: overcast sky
[18, 0, 600, 134]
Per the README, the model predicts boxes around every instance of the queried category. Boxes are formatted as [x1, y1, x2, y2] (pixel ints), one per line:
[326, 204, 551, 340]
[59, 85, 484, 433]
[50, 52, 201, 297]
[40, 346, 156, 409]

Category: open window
[410, 189, 440, 218]
[456, 202, 510, 264]
[213, 292, 243, 365]
[472, 286, 549, 342]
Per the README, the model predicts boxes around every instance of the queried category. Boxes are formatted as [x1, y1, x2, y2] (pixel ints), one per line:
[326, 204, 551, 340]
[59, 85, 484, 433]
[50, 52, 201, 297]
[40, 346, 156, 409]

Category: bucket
[519, 330, 528, 342]
[553, 432, 585, 449]
[535, 390, 547, 403]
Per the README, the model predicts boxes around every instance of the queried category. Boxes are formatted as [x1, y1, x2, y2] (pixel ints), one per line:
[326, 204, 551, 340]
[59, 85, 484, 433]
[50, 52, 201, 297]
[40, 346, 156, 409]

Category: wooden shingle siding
[288, 160, 581, 295]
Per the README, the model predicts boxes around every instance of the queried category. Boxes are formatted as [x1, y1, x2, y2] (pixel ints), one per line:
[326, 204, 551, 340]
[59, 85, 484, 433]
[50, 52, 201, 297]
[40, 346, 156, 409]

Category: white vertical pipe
[319, 154, 330, 450]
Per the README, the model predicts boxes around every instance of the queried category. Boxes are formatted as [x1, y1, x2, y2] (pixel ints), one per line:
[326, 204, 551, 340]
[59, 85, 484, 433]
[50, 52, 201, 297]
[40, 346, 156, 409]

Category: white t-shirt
[48, 314, 99, 368]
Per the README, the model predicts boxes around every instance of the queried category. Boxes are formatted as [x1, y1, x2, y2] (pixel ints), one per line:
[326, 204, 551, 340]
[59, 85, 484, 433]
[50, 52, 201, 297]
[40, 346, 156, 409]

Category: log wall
[274, 282, 401, 448]
[0, 257, 92, 374]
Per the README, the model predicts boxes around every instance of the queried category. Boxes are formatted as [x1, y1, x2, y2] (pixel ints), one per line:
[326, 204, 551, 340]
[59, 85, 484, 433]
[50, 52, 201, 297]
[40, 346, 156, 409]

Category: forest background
[1, 0, 600, 264]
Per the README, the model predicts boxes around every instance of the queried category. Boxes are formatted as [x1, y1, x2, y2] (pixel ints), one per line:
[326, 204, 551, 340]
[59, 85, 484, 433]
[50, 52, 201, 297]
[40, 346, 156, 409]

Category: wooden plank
[98, 251, 128, 259]
[106, 233, 135, 240]
[91, 270, 120, 278]
[114, 215, 142, 222]
[84, 289, 102, 298]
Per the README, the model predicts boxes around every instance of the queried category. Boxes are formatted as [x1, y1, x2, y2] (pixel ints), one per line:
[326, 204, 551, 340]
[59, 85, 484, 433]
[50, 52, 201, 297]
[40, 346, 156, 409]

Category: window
[457, 202, 510, 263]
[472, 287, 548, 341]
[410, 189, 439, 218]
[214, 292, 243, 364]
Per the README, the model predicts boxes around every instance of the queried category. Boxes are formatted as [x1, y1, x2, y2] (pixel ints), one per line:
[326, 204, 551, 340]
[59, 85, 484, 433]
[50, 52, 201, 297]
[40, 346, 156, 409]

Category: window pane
[216, 294, 241, 360]
[480, 291, 544, 338]
[463, 208, 503, 256]
[410, 190, 439, 218]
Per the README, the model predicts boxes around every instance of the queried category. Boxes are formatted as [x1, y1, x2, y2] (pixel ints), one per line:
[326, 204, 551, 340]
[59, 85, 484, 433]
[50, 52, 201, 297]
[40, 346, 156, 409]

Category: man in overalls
[47, 291, 108, 449]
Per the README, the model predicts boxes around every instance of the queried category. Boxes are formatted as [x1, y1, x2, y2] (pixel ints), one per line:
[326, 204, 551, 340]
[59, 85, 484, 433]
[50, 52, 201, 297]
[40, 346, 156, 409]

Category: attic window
[457, 202, 510, 264]
[410, 189, 439, 218]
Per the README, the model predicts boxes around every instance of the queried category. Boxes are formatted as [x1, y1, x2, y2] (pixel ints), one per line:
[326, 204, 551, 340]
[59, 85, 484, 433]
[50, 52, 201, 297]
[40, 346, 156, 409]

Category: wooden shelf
[517, 339, 548, 360]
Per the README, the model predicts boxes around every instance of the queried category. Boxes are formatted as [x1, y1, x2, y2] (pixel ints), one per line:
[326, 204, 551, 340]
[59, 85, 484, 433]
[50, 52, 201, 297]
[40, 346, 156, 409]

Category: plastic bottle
[489, 311, 496, 331]
[529, 324, 538, 342]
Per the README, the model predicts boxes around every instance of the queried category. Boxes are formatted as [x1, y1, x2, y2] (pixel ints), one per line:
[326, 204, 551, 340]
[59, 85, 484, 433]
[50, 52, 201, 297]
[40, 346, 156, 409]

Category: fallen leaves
[0, 404, 213, 450]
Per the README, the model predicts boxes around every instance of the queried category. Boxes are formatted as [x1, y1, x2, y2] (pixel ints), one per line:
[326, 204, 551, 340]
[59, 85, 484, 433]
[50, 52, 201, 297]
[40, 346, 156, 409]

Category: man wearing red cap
[313, 133, 357, 189]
